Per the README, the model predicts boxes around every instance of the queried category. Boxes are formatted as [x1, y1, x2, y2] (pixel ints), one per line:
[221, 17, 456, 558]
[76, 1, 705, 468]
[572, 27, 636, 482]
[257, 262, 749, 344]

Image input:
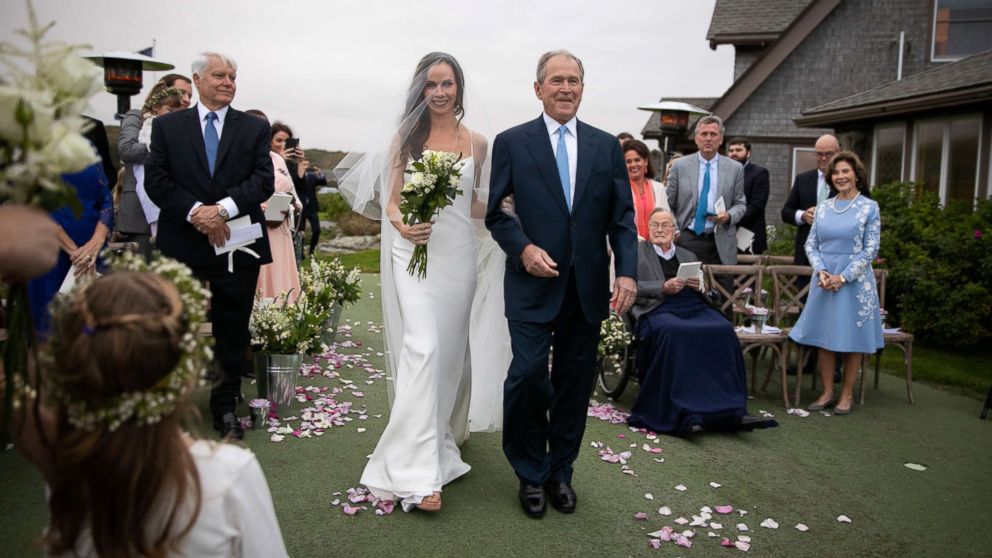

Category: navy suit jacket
[739, 161, 769, 254]
[145, 106, 274, 270]
[781, 168, 819, 266]
[485, 115, 637, 324]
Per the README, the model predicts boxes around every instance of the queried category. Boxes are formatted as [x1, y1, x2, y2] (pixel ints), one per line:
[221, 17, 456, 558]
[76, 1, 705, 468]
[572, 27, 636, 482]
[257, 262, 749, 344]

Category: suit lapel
[571, 120, 596, 214]
[184, 107, 210, 176]
[524, 116, 569, 217]
[214, 108, 240, 173]
[687, 156, 700, 213]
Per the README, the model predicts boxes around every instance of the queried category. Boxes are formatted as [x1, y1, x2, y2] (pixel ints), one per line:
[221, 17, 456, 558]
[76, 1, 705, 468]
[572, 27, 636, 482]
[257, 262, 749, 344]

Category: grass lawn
[2, 273, 990, 557]
[323, 249, 380, 274]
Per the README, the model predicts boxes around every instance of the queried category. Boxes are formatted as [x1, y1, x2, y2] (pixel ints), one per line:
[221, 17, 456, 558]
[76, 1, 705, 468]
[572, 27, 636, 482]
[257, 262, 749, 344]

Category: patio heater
[82, 51, 174, 119]
[637, 101, 710, 157]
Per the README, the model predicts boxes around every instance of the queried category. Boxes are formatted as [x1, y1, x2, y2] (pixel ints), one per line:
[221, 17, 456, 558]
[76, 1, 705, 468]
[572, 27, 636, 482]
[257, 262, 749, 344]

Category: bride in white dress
[335, 52, 510, 512]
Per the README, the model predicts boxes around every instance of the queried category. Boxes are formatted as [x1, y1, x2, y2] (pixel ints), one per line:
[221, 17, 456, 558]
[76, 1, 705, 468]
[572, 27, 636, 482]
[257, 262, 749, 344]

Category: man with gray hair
[145, 52, 274, 440]
[487, 49, 637, 519]
[665, 115, 746, 265]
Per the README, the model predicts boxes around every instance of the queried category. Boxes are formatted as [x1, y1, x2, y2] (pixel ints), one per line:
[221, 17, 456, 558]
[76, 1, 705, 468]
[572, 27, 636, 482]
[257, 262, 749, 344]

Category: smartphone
[284, 137, 300, 151]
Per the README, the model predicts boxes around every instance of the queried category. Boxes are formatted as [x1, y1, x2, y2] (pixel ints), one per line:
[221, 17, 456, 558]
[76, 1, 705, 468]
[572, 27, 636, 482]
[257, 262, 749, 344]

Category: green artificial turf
[2, 273, 990, 557]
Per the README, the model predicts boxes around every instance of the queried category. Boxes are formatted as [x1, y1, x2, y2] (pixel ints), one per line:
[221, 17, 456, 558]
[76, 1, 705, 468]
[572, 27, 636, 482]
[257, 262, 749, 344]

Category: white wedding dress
[360, 156, 480, 510]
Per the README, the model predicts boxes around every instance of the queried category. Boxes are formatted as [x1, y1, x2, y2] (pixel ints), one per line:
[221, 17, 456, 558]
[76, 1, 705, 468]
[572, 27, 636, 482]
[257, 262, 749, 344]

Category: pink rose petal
[672, 534, 692, 549]
[715, 505, 734, 514]
[342, 505, 361, 515]
[735, 541, 751, 552]
[721, 537, 735, 547]
[634, 512, 648, 520]
[795, 523, 809, 532]
[647, 539, 661, 550]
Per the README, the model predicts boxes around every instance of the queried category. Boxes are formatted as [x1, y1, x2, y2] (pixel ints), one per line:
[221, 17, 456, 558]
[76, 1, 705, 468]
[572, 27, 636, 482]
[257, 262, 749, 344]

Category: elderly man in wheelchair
[599, 208, 774, 437]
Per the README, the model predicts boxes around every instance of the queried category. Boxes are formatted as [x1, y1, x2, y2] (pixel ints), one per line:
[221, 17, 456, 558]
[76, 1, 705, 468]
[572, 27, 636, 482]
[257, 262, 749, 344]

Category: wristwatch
[216, 204, 230, 220]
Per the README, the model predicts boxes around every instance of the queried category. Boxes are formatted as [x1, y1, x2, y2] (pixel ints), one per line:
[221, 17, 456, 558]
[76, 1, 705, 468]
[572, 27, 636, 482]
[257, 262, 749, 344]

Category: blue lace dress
[27, 162, 114, 335]
[789, 195, 884, 353]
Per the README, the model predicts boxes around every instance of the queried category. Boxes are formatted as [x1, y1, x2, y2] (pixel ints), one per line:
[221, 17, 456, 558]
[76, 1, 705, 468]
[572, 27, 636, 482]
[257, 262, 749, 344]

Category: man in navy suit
[781, 134, 839, 265]
[727, 138, 769, 254]
[486, 50, 637, 519]
[145, 52, 274, 440]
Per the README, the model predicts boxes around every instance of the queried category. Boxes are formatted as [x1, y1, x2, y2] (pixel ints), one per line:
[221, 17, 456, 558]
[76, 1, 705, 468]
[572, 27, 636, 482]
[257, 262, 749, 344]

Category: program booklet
[264, 192, 294, 222]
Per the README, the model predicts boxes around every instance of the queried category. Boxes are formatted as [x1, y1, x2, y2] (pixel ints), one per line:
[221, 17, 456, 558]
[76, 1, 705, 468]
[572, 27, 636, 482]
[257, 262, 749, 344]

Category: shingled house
[643, 0, 992, 218]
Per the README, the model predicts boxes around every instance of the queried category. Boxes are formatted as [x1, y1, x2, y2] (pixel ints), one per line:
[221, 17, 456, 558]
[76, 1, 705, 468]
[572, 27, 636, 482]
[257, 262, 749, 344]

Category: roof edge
[793, 85, 992, 127]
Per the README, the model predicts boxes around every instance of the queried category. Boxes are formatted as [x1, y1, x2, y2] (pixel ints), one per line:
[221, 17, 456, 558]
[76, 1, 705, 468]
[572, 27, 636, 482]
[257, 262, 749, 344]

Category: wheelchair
[596, 311, 638, 399]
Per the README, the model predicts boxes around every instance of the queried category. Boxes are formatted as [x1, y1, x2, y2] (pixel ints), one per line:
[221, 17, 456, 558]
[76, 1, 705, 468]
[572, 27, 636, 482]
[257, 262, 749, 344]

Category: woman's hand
[398, 221, 433, 246]
[662, 277, 686, 294]
[817, 270, 844, 291]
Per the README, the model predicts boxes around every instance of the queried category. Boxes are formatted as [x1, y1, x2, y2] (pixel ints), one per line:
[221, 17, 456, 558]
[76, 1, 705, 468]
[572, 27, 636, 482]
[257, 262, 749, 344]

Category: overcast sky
[2, 0, 734, 152]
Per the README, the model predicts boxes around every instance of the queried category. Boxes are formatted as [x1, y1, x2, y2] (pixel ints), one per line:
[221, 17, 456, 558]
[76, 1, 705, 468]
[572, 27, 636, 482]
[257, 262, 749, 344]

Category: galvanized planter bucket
[254, 353, 303, 412]
[319, 303, 344, 346]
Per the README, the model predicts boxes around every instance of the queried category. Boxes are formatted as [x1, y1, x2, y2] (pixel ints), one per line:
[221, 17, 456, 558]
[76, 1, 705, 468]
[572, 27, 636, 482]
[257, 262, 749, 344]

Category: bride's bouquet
[399, 150, 466, 279]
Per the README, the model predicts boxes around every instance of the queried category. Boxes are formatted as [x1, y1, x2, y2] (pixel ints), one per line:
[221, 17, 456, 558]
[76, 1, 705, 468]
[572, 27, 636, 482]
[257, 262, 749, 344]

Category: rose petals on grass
[674, 484, 687, 492]
[674, 517, 689, 525]
[709, 482, 722, 488]
[837, 515, 853, 523]
[737, 523, 749, 531]
[786, 408, 811, 418]
[644, 493, 654, 500]
[634, 512, 649, 520]
[715, 505, 734, 514]
[735, 541, 751, 552]
[658, 506, 672, 516]
[760, 518, 779, 529]
[904, 463, 928, 471]
[795, 523, 810, 532]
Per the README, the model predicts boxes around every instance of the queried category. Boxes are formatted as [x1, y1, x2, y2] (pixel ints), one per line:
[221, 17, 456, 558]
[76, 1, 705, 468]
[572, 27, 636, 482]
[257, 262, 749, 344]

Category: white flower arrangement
[598, 312, 632, 357]
[249, 290, 329, 355]
[46, 252, 213, 432]
[398, 149, 466, 278]
[299, 257, 362, 308]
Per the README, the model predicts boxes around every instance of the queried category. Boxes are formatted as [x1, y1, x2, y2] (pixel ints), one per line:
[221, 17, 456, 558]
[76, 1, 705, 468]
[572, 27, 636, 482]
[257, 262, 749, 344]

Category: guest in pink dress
[256, 121, 303, 302]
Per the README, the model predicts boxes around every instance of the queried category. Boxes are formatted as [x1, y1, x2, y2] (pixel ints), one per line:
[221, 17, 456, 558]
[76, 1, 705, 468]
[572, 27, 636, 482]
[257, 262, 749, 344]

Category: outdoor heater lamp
[637, 101, 711, 156]
[82, 51, 175, 119]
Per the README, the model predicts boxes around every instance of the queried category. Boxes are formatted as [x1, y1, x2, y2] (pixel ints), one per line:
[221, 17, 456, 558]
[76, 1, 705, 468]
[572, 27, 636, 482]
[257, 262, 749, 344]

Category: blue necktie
[556, 126, 571, 211]
[204, 112, 219, 176]
[693, 161, 711, 235]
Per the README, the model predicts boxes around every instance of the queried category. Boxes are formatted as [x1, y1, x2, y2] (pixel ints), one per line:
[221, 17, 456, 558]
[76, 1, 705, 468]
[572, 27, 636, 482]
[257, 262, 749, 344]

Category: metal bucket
[253, 353, 302, 412]
[319, 303, 344, 346]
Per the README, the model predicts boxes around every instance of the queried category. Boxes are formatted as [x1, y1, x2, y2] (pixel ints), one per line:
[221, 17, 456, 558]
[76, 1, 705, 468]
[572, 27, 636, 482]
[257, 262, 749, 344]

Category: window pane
[947, 117, 980, 202]
[934, 0, 992, 58]
[793, 148, 817, 180]
[874, 125, 904, 185]
[915, 121, 944, 195]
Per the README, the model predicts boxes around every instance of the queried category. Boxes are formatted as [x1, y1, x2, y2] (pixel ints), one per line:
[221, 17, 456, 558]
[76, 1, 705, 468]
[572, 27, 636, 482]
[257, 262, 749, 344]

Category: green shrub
[765, 223, 797, 257]
[318, 192, 352, 221]
[873, 182, 992, 347]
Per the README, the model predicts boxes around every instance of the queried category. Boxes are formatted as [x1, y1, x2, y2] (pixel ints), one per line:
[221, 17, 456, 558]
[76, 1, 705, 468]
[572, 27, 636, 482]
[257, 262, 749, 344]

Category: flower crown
[141, 86, 184, 116]
[46, 252, 213, 432]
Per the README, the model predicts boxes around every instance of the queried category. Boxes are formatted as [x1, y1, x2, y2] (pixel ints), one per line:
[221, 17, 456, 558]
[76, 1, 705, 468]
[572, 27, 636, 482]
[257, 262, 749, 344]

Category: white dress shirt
[793, 169, 826, 225]
[543, 112, 577, 207]
[187, 103, 239, 222]
[697, 152, 720, 233]
[653, 243, 677, 260]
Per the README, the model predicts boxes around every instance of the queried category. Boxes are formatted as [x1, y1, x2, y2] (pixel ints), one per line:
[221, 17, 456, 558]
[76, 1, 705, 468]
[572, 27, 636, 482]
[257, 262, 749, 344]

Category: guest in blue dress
[27, 160, 114, 336]
[627, 209, 774, 436]
[789, 152, 883, 415]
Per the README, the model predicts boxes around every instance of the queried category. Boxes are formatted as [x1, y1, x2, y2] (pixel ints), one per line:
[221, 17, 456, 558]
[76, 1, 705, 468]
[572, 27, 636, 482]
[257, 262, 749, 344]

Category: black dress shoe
[213, 412, 244, 440]
[544, 481, 577, 513]
[518, 482, 546, 518]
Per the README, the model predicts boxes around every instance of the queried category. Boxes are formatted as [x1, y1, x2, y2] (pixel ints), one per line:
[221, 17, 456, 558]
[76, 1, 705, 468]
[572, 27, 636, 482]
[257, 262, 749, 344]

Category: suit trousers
[676, 230, 722, 265]
[503, 270, 601, 486]
[194, 264, 260, 419]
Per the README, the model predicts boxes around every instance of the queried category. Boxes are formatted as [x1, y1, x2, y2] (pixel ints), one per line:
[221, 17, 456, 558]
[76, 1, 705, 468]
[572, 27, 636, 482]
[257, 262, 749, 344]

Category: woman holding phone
[256, 121, 303, 302]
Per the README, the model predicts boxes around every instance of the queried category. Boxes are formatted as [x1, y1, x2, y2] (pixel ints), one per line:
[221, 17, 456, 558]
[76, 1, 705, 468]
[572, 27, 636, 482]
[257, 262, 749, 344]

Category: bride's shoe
[416, 492, 442, 512]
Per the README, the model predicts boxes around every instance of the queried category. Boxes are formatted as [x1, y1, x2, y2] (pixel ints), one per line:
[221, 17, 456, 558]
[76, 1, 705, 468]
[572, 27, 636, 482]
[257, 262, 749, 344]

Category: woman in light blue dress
[789, 152, 883, 415]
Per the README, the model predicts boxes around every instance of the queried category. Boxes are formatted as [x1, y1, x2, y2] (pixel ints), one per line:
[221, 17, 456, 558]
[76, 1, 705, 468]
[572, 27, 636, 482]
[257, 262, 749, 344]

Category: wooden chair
[863, 269, 914, 404]
[736, 254, 763, 266]
[763, 255, 795, 265]
[705, 264, 791, 407]
[768, 265, 814, 406]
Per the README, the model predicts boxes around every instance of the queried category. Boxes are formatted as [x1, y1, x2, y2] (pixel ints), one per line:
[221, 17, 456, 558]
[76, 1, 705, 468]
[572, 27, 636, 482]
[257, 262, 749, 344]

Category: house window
[791, 147, 817, 185]
[911, 115, 983, 203]
[872, 123, 905, 186]
[932, 0, 992, 61]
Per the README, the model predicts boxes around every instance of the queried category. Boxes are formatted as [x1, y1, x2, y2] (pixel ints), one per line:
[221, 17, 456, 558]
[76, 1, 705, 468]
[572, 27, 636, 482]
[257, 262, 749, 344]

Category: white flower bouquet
[399, 150, 466, 279]
[598, 312, 632, 358]
[300, 257, 362, 308]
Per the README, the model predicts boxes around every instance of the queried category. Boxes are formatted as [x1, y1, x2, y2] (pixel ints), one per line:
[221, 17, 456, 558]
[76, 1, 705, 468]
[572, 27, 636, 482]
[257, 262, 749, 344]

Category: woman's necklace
[830, 192, 861, 214]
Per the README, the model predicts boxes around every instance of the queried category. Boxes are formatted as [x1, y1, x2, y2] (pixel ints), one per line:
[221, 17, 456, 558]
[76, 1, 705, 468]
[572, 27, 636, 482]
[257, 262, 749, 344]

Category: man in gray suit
[666, 115, 745, 265]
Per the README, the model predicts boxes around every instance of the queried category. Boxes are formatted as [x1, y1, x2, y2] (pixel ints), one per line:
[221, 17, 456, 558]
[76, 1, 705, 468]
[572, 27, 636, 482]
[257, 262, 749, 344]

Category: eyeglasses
[648, 222, 675, 230]
[814, 151, 837, 160]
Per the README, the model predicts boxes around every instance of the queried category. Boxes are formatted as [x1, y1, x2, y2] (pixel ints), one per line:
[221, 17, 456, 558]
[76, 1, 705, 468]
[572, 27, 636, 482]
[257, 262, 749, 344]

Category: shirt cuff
[794, 210, 805, 226]
[186, 201, 203, 223]
[218, 197, 240, 219]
